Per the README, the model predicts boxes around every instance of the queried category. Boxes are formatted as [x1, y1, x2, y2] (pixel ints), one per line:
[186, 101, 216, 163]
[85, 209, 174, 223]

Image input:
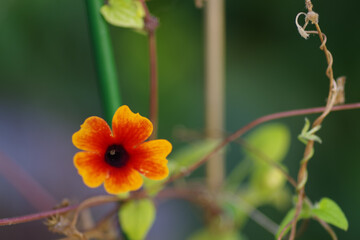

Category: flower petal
[104, 167, 143, 194]
[73, 116, 113, 153]
[112, 105, 153, 147]
[131, 139, 172, 163]
[74, 152, 108, 188]
[130, 139, 172, 180]
[135, 161, 169, 180]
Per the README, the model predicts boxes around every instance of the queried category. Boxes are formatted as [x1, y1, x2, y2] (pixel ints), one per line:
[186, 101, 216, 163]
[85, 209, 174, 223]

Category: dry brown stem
[68, 195, 120, 239]
[279, 1, 343, 239]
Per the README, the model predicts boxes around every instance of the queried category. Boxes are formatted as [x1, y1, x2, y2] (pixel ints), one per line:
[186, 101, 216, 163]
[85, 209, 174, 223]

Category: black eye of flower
[105, 144, 129, 167]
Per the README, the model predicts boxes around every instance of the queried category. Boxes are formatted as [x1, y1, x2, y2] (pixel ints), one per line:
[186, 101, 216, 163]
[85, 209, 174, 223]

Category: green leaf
[169, 139, 219, 175]
[276, 203, 312, 239]
[101, 0, 145, 29]
[244, 123, 290, 194]
[119, 199, 156, 240]
[245, 123, 291, 164]
[311, 198, 348, 231]
[276, 208, 296, 239]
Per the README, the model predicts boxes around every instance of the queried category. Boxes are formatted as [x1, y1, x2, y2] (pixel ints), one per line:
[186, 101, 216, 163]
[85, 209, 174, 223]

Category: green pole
[85, 0, 122, 123]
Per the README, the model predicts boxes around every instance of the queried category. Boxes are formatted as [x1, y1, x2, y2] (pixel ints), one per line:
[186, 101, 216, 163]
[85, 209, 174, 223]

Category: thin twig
[314, 216, 338, 240]
[295, 219, 310, 239]
[0, 205, 78, 226]
[82, 206, 119, 239]
[69, 195, 120, 234]
[159, 186, 279, 234]
[289, 1, 340, 238]
[166, 102, 360, 184]
[157, 186, 222, 217]
[1, 103, 360, 227]
[139, 0, 159, 140]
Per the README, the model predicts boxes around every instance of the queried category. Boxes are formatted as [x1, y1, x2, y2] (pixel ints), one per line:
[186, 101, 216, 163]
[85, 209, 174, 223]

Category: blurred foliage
[189, 228, 244, 240]
[228, 123, 291, 207]
[169, 139, 219, 175]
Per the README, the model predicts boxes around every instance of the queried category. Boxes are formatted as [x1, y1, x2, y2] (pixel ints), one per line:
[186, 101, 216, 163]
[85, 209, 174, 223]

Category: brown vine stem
[68, 195, 120, 239]
[1, 103, 360, 227]
[166, 102, 360, 184]
[0, 205, 78, 226]
[286, 1, 339, 239]
[139, 0, 159, 140]
[314, 216, 338, 240]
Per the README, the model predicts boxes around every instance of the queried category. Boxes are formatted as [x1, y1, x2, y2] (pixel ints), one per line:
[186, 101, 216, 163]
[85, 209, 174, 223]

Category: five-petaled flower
[72, 105, 172, 194]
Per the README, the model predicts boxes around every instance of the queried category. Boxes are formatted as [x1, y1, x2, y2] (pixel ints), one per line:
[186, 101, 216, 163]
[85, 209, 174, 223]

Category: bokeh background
[1, 0, 360, 239]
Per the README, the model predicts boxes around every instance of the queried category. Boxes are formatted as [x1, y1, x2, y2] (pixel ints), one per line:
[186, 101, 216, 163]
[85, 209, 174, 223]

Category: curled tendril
[295, 12, 309, 39]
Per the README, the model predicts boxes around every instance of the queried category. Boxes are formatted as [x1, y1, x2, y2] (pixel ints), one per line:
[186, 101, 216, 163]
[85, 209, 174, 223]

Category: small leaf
[101, 0, 145, 29]
[301, 118, 311, 135]
[311, 198, 348, 231]
[245, 123, 291, 163]
[298, 118, 322, 144]
[119, 199, 156, 240]
[306, 134, 322, 143]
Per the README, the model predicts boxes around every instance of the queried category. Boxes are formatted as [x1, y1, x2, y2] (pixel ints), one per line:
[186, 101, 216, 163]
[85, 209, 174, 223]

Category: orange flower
[72, 105, 172, 194]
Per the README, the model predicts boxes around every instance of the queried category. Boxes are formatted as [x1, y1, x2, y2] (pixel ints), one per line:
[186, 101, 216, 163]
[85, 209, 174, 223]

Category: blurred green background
[1, 0, 360, 239]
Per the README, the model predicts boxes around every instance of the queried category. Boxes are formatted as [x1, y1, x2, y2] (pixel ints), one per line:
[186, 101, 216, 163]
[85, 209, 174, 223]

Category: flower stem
[85, 0, 122, 123]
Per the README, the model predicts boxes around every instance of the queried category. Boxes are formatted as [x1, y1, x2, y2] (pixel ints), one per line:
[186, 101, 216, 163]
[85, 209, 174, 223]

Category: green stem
[85, 0, 122, 123]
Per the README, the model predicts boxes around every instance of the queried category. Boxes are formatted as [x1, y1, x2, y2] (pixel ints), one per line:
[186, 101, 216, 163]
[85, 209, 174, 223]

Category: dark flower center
[104, 144, 129, 168]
